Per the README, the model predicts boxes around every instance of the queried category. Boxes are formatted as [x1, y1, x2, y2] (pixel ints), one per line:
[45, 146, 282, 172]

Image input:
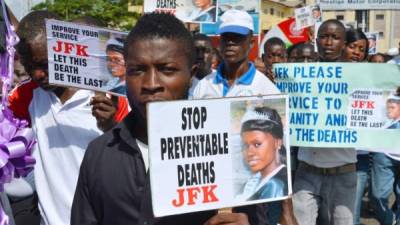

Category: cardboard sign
[46, 19, 128, 96]
[294, 4, 322, 30]
[148, 95, 291, 217]
[200, 0, 260, 35]
[366, 32, 379, 55]
[144, 0, 218, 23]
[274, 63, 400, 152]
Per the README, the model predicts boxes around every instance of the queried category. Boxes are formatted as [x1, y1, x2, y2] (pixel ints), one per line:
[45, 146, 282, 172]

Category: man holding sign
[72, 12, 268, 225]
[292, 19, 357, 225]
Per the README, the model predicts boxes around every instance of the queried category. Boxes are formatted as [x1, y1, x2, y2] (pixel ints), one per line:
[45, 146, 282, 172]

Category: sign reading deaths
[46, 19, 128, 96]
[274, 63, 400, 152]
[148, 95, 291, 217]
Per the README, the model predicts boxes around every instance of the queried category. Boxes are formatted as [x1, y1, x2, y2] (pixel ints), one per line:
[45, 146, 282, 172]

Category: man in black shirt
[71, 13, 273, 225]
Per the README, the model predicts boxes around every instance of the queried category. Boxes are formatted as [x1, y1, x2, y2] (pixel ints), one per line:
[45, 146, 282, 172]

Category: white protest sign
[148, 95, 291, 217]
[46, 19, 128, 96]
[366, 32, 379, 55]
[295, 6, 313, 30]
[144, 0, 217, 23]
[347, 89, 388, 129]
[295, 4, 322, 30]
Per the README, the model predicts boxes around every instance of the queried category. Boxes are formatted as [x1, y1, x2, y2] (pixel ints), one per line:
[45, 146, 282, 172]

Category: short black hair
[241, 106, 283, 139]
[264, 37, 286, 54]
[287, 42, 303, 58]
[70, 16, 105, 27]
[346, 28, 369, 60]
[193, 33, 212, 45]
[317, 19, 346, 39]
[16, 10, 60, 71]
[124, 12, 195, 67]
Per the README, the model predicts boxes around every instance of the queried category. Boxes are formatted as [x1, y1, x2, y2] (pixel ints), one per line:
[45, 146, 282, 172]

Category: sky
[6, 0, 45, 21]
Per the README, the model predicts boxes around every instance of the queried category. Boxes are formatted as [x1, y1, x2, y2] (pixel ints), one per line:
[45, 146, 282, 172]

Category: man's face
[263, 44, 287, 69]
[220, 32, 252, 65]
[317, 22, 345, 62]
[125, 38, 193, 118]
[296, 46, 317, 62]
[193, 0, 211, 9]
[194, 39, 213, 74]
[106, 50, 126, 78]
[25, 41, 57, 91]
[387, 102, 400, 120]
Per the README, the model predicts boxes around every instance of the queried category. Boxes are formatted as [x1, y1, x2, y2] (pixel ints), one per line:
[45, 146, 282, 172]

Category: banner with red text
[148, 95, 291, 216]
[46, 19, 128, 96]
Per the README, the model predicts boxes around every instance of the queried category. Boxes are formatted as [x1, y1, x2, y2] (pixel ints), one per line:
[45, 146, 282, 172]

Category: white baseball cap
[217, 9, 254, 35]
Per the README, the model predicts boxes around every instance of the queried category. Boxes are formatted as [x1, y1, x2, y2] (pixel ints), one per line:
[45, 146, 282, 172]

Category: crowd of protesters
[1, 6, 400, 225]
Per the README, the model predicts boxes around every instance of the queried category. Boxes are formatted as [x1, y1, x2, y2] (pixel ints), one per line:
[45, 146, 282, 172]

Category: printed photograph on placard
[46, 19, 128, 96]
[98, 31, 127, 95]
[200, 0, 259, 35]
[144, 0, 217, 23]
[230, 98, 291, 202]
[366, 32, 379, 55]
[347, 89, 400, 130]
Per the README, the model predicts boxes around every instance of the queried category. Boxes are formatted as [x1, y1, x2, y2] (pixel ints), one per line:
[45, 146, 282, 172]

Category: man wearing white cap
[193, 9, 297, 225]
[192, 9, 279, 99]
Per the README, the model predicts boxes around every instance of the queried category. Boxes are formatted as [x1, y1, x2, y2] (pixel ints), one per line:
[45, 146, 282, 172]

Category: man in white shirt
[9, 12, 126, 225]
[192, 9, 279, 99]
[193, 9, 298, 225]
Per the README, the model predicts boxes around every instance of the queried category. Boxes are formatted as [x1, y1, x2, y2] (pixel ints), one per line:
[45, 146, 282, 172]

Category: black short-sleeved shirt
[71, 112, 280, 225]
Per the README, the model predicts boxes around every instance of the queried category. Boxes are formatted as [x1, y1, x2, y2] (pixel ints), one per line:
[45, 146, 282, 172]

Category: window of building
[270, 8, 274, 15]
[263, 8, 269, 14]
[379, 31, 384, 38]
[376, 14, 384, 20]
[336, 15, 344, 20]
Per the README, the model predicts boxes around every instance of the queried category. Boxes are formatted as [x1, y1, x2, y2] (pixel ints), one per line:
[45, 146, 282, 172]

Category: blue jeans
[371, 153, 400, 225]
[354, 154, 370, 225]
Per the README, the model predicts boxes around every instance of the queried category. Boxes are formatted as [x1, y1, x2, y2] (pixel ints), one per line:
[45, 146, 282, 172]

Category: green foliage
[33, 0, 142, 31]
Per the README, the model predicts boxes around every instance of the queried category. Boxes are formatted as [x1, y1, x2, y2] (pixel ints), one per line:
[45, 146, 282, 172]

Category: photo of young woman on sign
[236, 106, 288, 201]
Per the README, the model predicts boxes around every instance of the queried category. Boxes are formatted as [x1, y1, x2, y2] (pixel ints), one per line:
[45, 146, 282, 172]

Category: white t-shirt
[192, 63, 280, 99]
[29, 88, 102, 225]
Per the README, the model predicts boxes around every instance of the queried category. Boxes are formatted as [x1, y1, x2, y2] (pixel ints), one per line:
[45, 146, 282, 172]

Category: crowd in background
[1, 6, 400, 225]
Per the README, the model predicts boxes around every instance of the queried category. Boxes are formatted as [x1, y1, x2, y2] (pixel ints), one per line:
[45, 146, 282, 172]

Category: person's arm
[280, 198, 299, 225]
[70, 147, 99, 225]
[204, 213, 250, 225]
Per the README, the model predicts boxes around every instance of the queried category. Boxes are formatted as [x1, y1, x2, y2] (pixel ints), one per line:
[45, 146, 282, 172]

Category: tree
[33, 0, 142, 31]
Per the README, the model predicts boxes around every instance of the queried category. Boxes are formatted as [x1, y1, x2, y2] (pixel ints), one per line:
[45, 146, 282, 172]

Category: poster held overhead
[46, 19, 128, 96]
